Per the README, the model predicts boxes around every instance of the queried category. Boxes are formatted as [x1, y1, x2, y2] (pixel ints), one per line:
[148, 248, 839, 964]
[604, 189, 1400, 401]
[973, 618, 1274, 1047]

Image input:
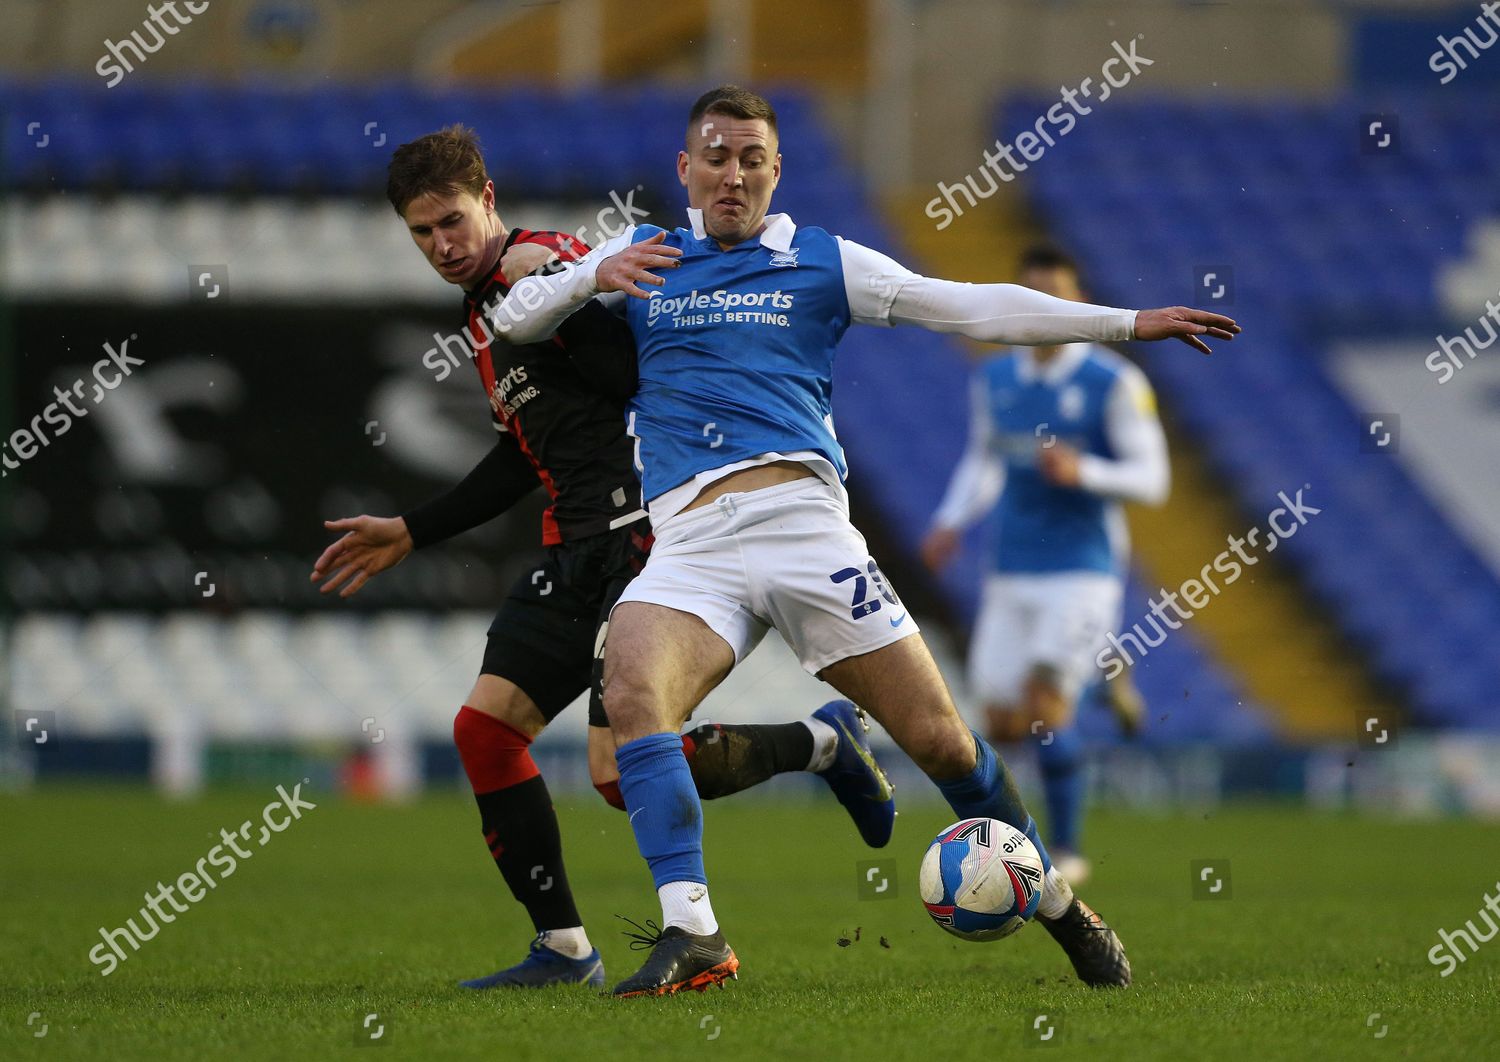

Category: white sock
[1037, 865, 1075, 920]
[803, 717, 839, 772]
[659, 880, 719, 936]
[538, 926, 592, 959]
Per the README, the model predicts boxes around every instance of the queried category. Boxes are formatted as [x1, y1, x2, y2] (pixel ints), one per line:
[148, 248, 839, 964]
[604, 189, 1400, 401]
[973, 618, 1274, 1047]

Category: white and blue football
[919, 817, 1044, 941]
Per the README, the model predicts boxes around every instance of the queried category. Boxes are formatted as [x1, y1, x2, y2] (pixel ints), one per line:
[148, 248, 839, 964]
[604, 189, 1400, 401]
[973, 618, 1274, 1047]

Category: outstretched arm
[399, 435, 539, 548]
[310, 438, 538, 598]
[840, 239, 1239, 354]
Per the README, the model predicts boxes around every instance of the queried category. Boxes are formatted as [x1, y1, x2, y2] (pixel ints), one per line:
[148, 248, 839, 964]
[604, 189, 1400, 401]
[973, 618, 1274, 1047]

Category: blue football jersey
[617, 220, 851, 504]
[983, 348, 1128, 575]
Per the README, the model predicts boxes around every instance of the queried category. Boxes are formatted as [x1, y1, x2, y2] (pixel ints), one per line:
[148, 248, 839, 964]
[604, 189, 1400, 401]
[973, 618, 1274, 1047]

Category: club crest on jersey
[768, 247, 799, 268]
[1059, 384, 1086, 421]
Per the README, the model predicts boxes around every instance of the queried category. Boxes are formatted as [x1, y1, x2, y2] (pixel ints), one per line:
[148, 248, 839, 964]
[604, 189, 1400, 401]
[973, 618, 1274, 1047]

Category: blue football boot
[811, 700, 896, 848]
[460, 934, 605, 990]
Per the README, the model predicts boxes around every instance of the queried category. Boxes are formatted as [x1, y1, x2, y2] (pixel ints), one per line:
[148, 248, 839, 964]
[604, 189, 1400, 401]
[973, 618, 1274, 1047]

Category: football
[919, 817, 1045, 941]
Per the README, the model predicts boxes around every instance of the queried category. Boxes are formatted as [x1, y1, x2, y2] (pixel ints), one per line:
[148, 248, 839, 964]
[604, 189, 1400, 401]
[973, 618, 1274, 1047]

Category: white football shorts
[968, 571, 1122, 705]
[615, 477, 920, 674]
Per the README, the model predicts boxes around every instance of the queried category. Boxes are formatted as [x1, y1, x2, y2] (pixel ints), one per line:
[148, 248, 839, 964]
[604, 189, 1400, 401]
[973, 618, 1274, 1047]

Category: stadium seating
[1, 79, 1275, 744]
[0, 80, 843, 200]
[999, 93, 1500, 731]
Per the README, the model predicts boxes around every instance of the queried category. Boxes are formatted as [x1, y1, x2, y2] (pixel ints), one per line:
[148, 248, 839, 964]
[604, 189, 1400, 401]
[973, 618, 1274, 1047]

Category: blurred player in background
[922, 245, 1169, 884]
[309, 126, 896, 991]
[495, 85, 1236, 996]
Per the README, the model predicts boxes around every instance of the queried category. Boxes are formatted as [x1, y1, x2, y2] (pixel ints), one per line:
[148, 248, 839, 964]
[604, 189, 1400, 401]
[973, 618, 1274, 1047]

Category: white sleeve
[838, 237, 922, 325]
[931, 373, 1006, 531]
[837, 237, 1138, 345]
[488, 228, 638, 342]
[1076, 364, 1170, 505]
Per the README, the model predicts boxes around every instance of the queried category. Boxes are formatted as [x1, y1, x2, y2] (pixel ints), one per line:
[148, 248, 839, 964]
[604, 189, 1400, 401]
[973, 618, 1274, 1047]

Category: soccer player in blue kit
[923, 245, 1171, 888]
[494, 86, 1239, 996]
[312, 126, 897, 992]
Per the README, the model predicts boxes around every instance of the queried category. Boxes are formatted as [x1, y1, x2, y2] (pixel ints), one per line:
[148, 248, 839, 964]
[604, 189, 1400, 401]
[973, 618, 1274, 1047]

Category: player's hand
[920, 527, 961, 573]
[595, 231, 681, 299]
[500, 243, 557, 285]
[1133, 306, 1241, 355]
[1037, 442, 1083, 488]
[311, 515, 413, 598]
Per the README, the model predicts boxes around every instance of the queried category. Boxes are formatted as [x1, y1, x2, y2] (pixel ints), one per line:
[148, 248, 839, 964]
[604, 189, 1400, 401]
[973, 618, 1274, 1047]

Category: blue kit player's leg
[1036, 722, 1087, 876]
[598, 496, 899, 998]
[601, 594, 746, 999]
[821, 634, 1131, 989]
[1021, 573, 1123, 885]
[610, 732, 741, 997]
[934, 729, 1054, 873]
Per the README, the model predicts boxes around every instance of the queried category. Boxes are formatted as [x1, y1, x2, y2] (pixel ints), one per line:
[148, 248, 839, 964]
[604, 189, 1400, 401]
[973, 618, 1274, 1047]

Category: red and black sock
[453, 706, 581, 932]
[681, 721, 815, 799]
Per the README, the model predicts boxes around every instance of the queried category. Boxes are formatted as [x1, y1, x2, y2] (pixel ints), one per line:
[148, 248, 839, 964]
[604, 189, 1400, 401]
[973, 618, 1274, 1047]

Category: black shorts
[480, 518, 652, 727]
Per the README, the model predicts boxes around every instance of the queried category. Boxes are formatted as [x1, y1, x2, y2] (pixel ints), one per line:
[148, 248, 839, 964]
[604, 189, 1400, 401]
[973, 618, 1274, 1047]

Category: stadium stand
[3, 79, 1277, 748]
[1002, 93, 1500, 731]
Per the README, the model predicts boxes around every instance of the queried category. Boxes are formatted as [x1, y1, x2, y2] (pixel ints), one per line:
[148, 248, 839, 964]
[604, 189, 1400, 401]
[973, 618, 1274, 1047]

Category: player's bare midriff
[681, 460, 817, 513]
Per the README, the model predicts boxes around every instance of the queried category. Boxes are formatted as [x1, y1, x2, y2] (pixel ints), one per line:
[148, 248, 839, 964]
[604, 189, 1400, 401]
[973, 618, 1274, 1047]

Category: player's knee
[452, 705, 539, 794]
[464, 674, 546, 734]
[600, 665, 658, 733]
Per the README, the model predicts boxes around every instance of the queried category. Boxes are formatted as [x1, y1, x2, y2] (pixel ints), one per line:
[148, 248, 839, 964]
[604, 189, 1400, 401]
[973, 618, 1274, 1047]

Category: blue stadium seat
[997, 92, 1500, 729]
[21, 79, 1493, 740]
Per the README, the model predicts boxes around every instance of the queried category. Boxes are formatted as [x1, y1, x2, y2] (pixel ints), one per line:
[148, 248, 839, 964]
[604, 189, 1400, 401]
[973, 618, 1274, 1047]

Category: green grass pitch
[3, 785, 1498, 1060]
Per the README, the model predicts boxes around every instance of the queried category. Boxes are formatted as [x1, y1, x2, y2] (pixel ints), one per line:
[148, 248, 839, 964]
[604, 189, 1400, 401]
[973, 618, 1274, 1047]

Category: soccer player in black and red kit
[310, 126, 896, 989]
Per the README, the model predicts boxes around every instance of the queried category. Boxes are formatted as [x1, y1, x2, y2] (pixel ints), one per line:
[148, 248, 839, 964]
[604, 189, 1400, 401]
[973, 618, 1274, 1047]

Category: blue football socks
[933, 731, 1052, 873]
[616, 732, 706, 888]
[1037, 724, 1084, 853]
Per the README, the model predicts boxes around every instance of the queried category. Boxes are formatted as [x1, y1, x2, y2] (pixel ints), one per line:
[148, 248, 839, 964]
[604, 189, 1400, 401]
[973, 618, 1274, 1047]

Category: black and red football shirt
[463, 228, 642, 545]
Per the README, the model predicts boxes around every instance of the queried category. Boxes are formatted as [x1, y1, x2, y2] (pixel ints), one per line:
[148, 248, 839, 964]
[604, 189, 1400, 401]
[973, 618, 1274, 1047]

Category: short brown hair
[686, 85, 778, 146]
[386, 124, 489, 215]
